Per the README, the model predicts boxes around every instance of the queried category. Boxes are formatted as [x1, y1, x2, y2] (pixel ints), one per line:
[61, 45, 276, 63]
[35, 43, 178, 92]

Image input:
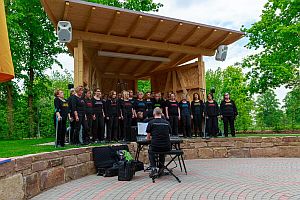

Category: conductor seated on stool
[146, 107, 171, 177]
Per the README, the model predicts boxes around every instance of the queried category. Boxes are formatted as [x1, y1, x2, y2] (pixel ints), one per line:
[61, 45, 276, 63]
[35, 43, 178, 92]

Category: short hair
[54, 89, 61, 97]
[75, 86, 83, 93]
[153, 107, 162, 115]
[109, 90, 117, 98]
[93, 88, 101, 93]
[193, 93, 200, 100]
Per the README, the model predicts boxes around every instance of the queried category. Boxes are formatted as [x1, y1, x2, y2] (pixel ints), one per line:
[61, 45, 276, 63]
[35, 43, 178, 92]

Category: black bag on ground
[118, 161, 135, 181]
[93, 146, 118, 171]
[132, 160, 144, 172]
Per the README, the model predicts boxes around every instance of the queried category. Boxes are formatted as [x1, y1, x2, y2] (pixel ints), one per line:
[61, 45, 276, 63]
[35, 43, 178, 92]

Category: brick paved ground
[32, 158, 300, 200]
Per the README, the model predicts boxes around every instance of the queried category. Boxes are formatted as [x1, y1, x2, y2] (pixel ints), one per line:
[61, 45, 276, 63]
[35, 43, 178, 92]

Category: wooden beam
[84, 7, 96, 32]
[196, 29, 216, 47]
[164, 72, 172, 97]
[197, 56, 206, 100]
[107, 11, 121, 35]
[209, 32, 232, 49]
[73, 30, 215, 56]
[146, 19, 163, 40]
[180, 26, 200, 45]
[74, 47, 79, 87]
[177, 71, 188, 94]
[98, 51, 171, 62]
[172, 71, 177, 93]
[163, 23, 183, 43]
[151, 61, 198, 75]
[127, 15, 143, 38]
[63, 1, 70, 20]
[78, 40, 84, 86]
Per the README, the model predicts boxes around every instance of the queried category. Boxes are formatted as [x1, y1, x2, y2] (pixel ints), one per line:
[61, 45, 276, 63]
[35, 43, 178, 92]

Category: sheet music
[137, 122, 148, 136]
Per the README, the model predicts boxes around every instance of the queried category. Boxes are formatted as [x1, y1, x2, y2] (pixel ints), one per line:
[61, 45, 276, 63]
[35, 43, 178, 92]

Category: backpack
[118, 161, 135, 181]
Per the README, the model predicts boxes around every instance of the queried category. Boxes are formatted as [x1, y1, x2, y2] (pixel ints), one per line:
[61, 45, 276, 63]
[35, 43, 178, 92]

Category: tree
[255, 89, 282, 130]
[241, 0, 300, 93]
[85, 0, 163, 12]
[284, 86, 300, 129]
[4, 0, 65, 137]
[206, 66, 254, 131]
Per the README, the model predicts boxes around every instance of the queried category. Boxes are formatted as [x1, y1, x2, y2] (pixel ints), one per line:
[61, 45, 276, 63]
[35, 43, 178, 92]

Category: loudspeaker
[57, 21, 72, 43]
[215, 45, 228, 61]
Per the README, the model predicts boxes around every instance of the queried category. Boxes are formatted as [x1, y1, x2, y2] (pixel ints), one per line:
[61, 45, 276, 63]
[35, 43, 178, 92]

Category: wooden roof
[41, 0, 244, 78]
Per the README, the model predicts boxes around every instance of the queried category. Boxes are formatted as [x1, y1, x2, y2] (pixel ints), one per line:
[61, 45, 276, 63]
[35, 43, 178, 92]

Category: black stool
[151, 150, 186, 183]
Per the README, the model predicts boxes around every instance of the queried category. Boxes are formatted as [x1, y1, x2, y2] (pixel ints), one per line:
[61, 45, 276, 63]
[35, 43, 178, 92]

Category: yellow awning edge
[0, 0, 14, 82]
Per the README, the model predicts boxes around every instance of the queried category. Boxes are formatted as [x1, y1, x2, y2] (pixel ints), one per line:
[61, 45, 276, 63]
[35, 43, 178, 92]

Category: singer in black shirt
[220, 93, 238, 137]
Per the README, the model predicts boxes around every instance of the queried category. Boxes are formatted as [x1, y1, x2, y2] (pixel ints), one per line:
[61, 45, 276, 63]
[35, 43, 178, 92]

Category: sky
[50, 0, 289, 103]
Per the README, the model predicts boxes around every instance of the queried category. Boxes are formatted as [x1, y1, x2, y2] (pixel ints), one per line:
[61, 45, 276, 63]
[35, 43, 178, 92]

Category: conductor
[146, 107, 171, 177]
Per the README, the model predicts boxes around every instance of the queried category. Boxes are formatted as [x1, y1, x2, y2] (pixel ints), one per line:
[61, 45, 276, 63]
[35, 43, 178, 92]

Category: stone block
[228, 149, 245, 158]
[77, 153, 91, 164]
[64, 155, 77, 167]
[243, 143, 261, 148]
[213, 148, 227, 158]
[250, 147, 280, 158]
[48, 158, 63, 167]
[207, 142, 222, 147]
[40, 167, 65, 190]
[24, 172, 40, 198]
[32, 161, 49, 172]
[32, 152, 60, 162]
[0, 174, 24, 200]
[15, 156, 32, 171]
[279, 146, 300, 157]
[260, 142, 274, 148]
[220, 141, 235, 147]
[0, 160, 15, 177]
[183, 149, 198, 160]
[198, 148, 214, 159]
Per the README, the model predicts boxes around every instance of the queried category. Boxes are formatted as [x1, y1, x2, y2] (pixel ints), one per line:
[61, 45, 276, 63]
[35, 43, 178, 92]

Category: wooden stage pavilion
[41, 0, 244, 99]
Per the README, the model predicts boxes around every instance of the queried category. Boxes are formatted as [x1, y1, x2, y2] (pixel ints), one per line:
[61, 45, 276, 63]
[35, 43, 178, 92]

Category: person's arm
[165, 104, 169, 119]
[104, 100, 109, 120]
[146, 122, 151, 140]
[220, 101, 224, 118]
[54, 98, 61, 121]
[71, 96, 79, 121]
[178, 105, 181, 120]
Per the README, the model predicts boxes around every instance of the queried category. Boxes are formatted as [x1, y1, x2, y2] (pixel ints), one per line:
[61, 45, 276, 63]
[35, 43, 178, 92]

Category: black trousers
[181, 115, 191, 137]
[148, 146, 167, 169]
[107, 116, 119, 141]
[169, 115, 179, 136]
[206, 116, 218, 137]
[193, 114, 203, 137]
[74, 115, 87, 145]
[54, 117, 67, 146]
[92, 113, 105, 141]
[223, 116, 236, 137]
[123, 115, 132, 141]
[69, 120, 75, 144]
[85, 114, 93, 142]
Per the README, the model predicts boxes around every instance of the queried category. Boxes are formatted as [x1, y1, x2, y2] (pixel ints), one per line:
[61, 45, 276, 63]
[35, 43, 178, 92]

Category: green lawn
[0, 138, 107, 158]
[2, 134, 300, 158]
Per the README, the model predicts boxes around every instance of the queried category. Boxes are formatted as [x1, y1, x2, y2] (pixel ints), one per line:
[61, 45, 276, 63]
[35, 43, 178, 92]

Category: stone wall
[132, 137, 300, 163]
[1, 137, 300, 199]
[0, 147, 95, 200]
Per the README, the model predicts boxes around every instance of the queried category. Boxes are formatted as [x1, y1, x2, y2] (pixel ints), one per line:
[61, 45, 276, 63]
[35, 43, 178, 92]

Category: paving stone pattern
[32, 158, 300, 200]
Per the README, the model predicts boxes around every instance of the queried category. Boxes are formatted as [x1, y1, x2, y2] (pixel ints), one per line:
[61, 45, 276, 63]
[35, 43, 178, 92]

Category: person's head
[170, 93, 176, 101]
[182, 94, 187, 101]
[70, 88, 75, 96]
[128, 90, 134, 98]
[154, 92, 160, 100]
[54, 89, 64, 98]
[110, 90, 117, 99]
[85, 90, 91, 99]
[94, 88, 102, 98]
[207, 93, 214, 101]
[193, 93, 200, 101]
[153, 107, 162, 118]
[75, 86, 84, 96]
[224, 92, 230, 100]
[137, 91, 144, 100]
[123, 90, 129, 100]
[137, 112, 144, 119]
[145, 92, 151, 99]
[118, 93, 122, 99]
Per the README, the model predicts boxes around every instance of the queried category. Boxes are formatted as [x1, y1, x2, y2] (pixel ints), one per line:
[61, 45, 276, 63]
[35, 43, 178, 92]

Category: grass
[2, 133, 300, 158]
[0, 137, 107, 158]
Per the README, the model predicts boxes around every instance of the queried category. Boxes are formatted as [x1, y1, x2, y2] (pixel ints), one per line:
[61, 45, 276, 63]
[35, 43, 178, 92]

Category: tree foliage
[206, 66, 254, 131]
[241, 0, 300, 93]
[85, 0, 163, 12]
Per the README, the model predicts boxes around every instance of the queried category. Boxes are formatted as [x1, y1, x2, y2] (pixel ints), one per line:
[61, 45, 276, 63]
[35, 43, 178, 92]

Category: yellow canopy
[0, 0, 14, 82]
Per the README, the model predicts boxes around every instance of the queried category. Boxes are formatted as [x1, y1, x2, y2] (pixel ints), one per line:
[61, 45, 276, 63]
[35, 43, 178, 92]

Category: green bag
[123, 150, 133, 161]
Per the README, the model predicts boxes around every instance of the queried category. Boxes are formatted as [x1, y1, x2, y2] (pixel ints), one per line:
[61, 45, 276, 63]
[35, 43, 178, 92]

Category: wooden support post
[172, 71, 177, 94]
[134, 79, 138, 93]
[198, 56, 206, 101]
[78, 40, 84, 86]
[74, 47, 79, 87]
